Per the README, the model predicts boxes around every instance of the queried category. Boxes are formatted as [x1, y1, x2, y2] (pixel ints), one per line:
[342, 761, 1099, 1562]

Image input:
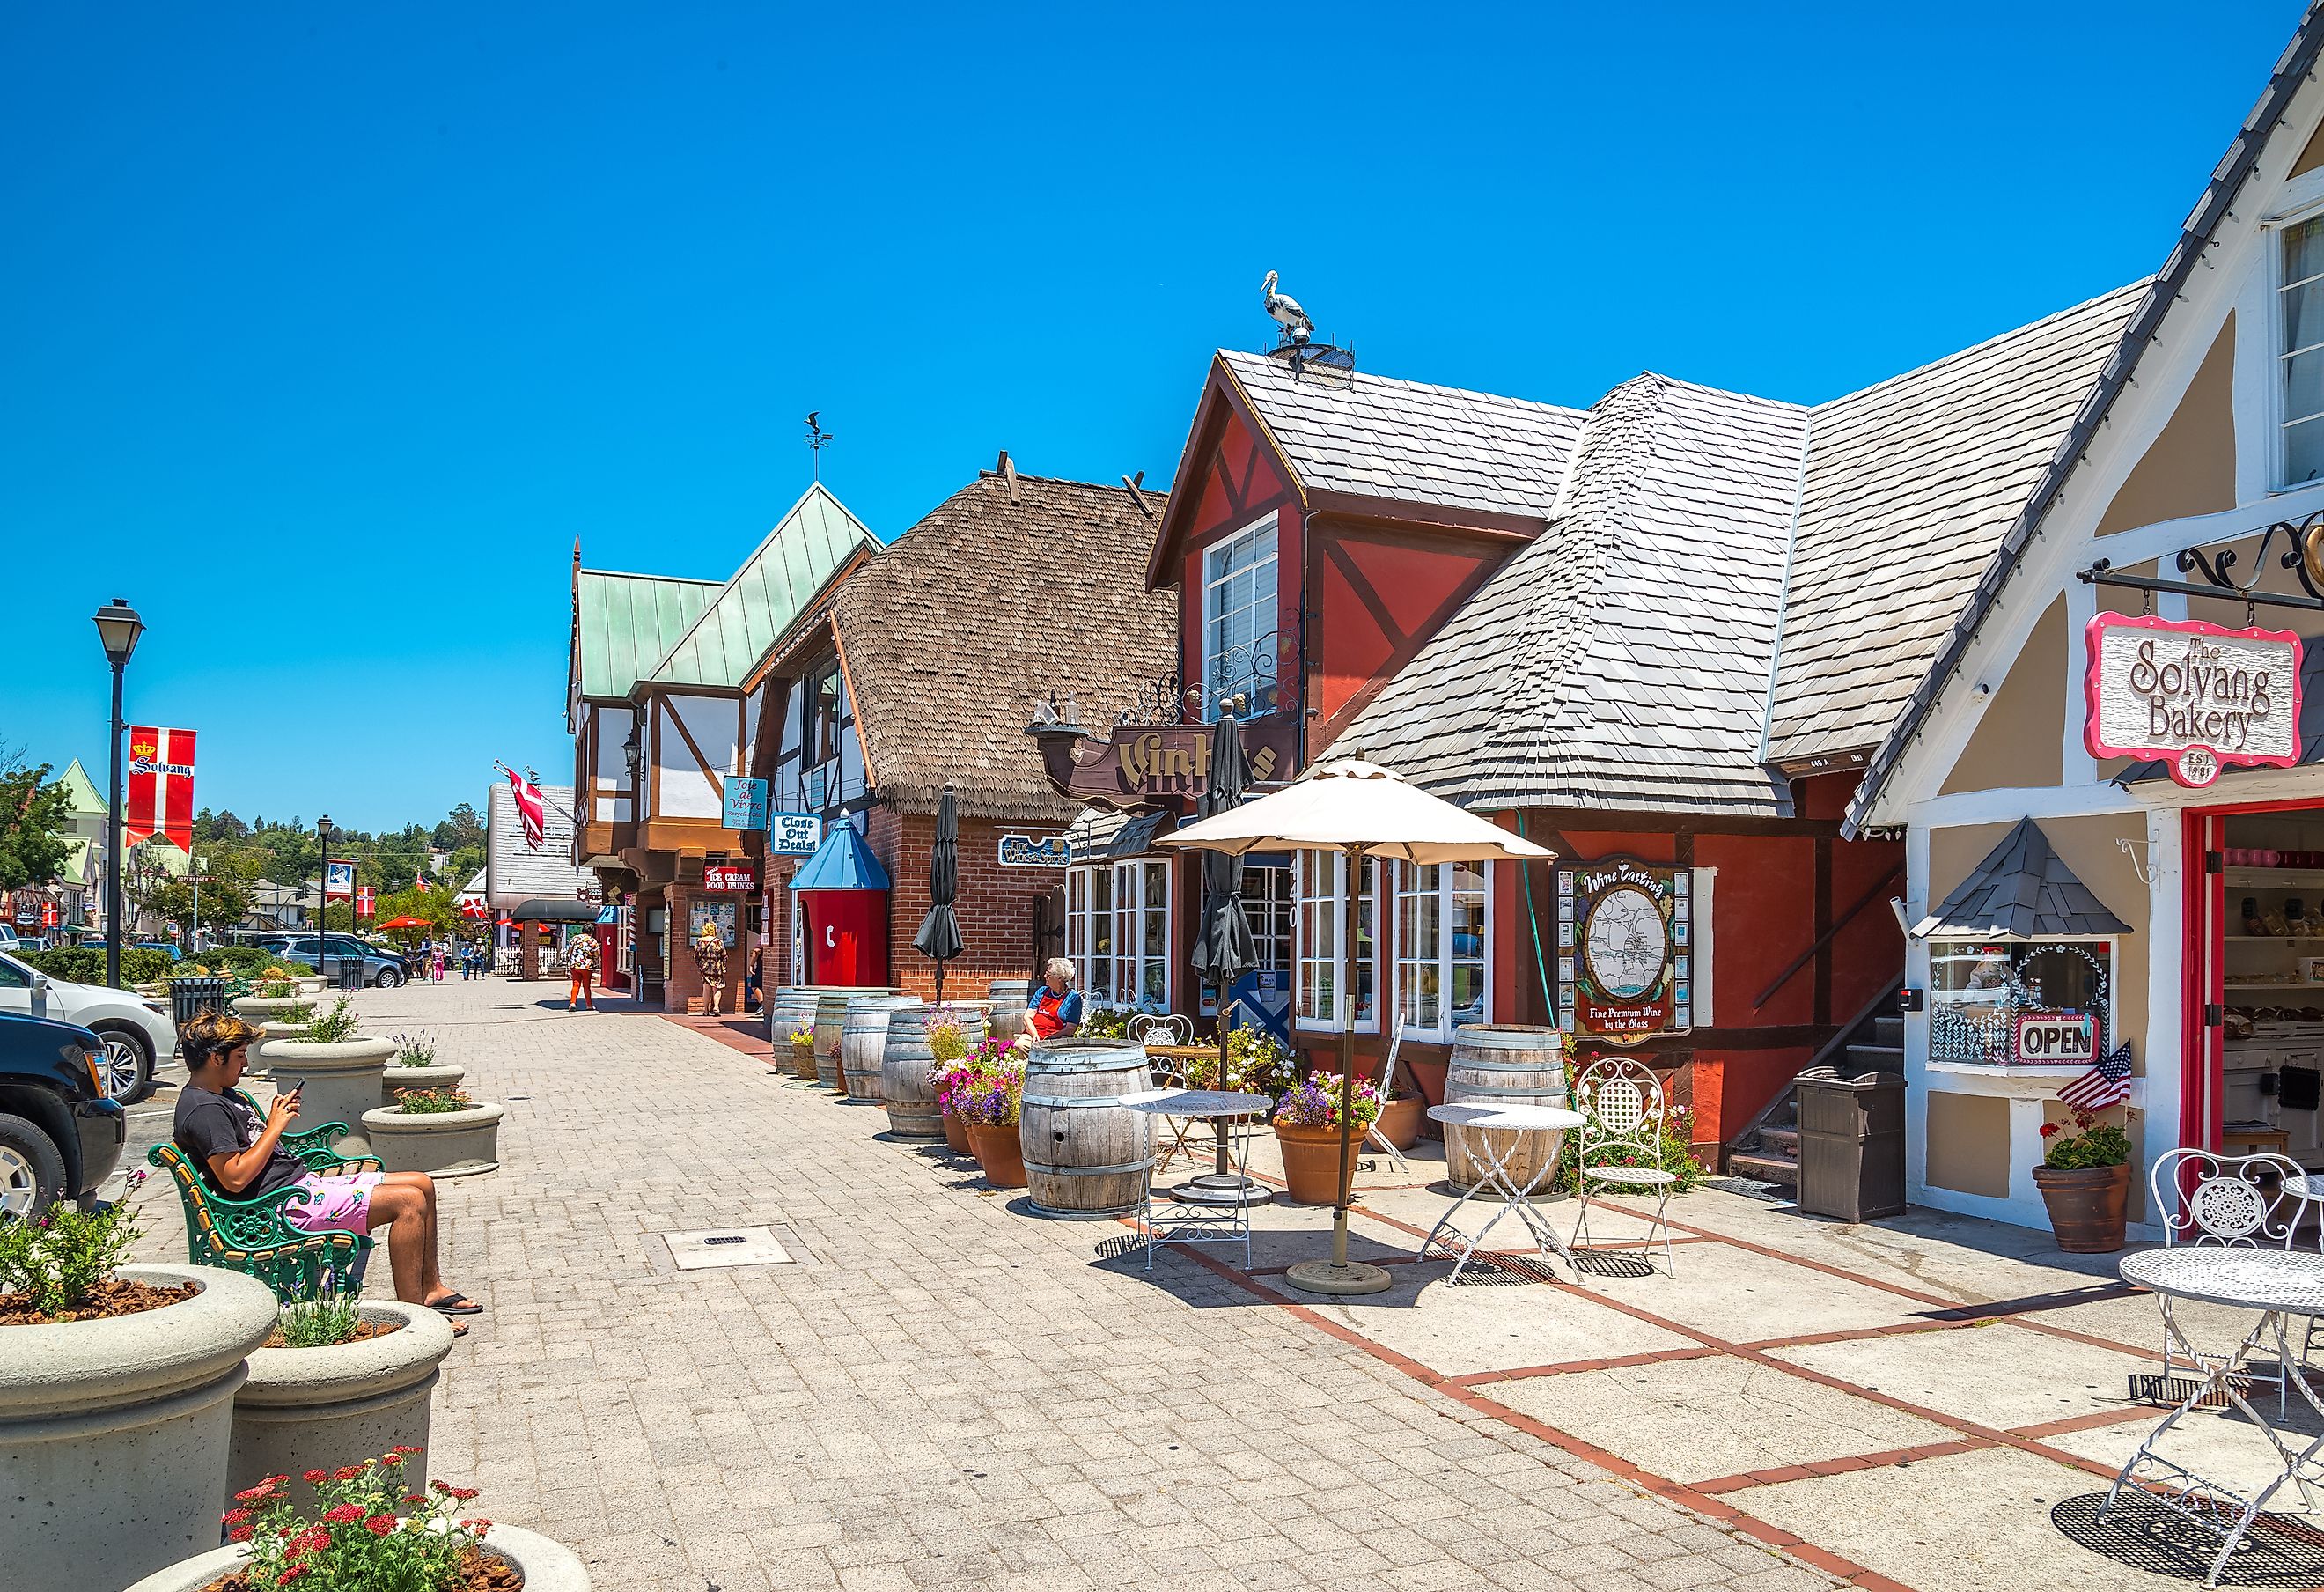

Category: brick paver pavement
[132, 979, 1846, 1592]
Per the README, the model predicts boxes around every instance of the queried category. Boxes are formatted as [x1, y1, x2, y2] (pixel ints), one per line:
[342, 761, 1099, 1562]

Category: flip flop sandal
[428, 1294, 484, 1316]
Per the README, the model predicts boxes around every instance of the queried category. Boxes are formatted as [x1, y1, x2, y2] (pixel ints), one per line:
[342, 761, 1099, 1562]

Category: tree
[143, 873, 256, 941]
[0, 753, 71, 893]
[432, 802, 485, 851]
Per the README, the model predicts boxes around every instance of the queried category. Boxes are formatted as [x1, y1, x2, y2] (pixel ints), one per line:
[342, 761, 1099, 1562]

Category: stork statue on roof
[1261, 270, 1313, 346]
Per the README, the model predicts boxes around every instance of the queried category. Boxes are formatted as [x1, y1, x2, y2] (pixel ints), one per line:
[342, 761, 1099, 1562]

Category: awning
[1912, 817, 2131, 939]
[510, 898, 601, 924]
[1064, 807, 1176, 863]
[790, 825, 892, 892]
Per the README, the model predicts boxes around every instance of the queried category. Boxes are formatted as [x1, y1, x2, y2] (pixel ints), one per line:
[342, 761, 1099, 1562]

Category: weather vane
[804, 411, 834, 480]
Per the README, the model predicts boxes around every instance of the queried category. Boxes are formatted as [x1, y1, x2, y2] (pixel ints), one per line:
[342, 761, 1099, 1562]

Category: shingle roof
[574, 570, 721, 700]
[1218, 350, 1585, 520]
[830, 472, 1177, 822]
[485, 780, 592, 909]
[1764, 283, 2148, 767]
[1913, 817, 2131, 938]
[648, 484, 875, 689]
[1343, 376, 1807, 814]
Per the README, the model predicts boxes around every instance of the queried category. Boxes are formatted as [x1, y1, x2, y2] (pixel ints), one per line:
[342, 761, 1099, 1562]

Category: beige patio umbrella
[1157, 758, 1555, 1295]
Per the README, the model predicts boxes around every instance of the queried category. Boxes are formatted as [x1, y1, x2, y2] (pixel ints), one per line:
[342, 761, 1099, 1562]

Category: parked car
[13, 935, 54, 954]
[0, 1010, 124, 1219]
[132, 940, 182, 962]
[254, 933, 408, 988]
[0, 925, 18, 954]
[0, 950, 179, 1103]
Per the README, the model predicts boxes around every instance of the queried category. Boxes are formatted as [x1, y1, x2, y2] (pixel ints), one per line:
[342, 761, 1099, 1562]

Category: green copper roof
[647, 483, 875, 689]
[575, 570, 723, 700]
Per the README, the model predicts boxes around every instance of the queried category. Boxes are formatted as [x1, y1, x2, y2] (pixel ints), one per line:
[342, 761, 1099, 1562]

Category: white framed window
[1068, 858, 1171, 1012]
[1928, 938, 2115, 1067]
[1394, 861, 1489, 1040]
[1201, 514, 1278, 719]
[1296, 852, 1379, 1031]
[1242, 863, 1294, 974]
[2282, 215, 2324, 487]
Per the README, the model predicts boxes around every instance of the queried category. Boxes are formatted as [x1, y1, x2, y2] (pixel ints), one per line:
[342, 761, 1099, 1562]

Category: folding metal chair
[2152, 1146, 2308, 1413]
[1570, 1056, 1679, 1275]
[1363, 1013, 1410, 1174]
[1131, 1013, 1203, 1169]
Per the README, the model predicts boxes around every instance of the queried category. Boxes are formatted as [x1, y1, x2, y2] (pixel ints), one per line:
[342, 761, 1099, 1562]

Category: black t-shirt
[173, 1085, 308, 1199]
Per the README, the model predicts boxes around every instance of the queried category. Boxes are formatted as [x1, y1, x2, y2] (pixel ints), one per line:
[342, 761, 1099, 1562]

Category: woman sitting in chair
[1020, 957, 1085, 1043]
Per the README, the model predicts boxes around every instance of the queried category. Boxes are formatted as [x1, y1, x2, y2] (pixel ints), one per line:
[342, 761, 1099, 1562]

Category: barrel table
[883, 1006, 990, 1139]
[1442, 1025, 1573, 1191]
[841, 996, 921, 1102]
[1020, 1039, 1157, 1219]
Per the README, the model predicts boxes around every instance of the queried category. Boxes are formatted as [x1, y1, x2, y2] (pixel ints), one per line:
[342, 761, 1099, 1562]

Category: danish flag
[125, 726, 195, 851]
[505, 766, 545, 851]
[355, 887, 374, 919]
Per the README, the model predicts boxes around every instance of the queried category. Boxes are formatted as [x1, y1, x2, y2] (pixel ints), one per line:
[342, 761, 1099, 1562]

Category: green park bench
[146, 1090, 379, 1302]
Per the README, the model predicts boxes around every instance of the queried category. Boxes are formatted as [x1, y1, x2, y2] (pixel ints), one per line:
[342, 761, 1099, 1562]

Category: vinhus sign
[2084, 612, 2302, 789]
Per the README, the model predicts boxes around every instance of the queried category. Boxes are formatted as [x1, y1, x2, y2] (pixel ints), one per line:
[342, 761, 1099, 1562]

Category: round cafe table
[2107, 1247, 2324, 1588]
[1144, 1043, 1269, 1206]
[1124, 1089, 1274, 1269]
[1422, 1102, 1586, 1285]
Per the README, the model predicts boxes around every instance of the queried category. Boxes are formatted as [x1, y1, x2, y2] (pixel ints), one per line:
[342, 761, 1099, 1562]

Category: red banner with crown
[125, 726, 196, 852]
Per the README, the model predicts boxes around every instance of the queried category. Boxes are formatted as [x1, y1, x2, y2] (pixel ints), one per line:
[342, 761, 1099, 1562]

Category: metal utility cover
[663, 1227, 793, 1271]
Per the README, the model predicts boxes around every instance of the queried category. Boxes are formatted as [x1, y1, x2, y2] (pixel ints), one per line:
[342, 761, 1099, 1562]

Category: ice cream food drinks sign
[2084, 613, 2301, 789]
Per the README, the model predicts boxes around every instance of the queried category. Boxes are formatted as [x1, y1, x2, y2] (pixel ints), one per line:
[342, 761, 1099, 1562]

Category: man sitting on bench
[173, 1011, 482, 1330]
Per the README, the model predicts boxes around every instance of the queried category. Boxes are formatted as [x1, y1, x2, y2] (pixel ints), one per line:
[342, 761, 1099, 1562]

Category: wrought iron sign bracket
[2078, 511, 2324, 617]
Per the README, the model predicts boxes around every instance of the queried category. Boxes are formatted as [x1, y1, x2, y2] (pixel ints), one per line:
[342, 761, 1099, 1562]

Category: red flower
[221, 1508, 253, 1527]
[2040, 1122, 2061, 1138]
[389, 1444, 423, 1456]
[228, 1527, 254, 1544]
[302, 1469, 330, 1485]
[333, 1467, 364, 1482]
[233, 1481, 279, 1505]
[458, 1518, 492, 1532]
[287, 1528, 330, 1559]
[402, 1492, 427, 1506]
[275, 1566, 309, 1587]
[322, 1503, 364, 1524]
[364, 1515, 397, 1537]
[430, 1482, 481, 1501]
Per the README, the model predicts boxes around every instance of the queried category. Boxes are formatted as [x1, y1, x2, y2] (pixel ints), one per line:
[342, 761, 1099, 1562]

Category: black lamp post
[92, 599, 144, 989]
[317, 814, 334, 954]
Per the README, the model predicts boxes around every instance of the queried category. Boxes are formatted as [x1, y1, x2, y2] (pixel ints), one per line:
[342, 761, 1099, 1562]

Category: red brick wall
[868, 807, 1053, 1002]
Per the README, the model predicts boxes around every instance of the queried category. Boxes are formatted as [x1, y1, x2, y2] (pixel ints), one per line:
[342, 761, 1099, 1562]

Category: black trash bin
[335, 956, 365, 991]
[1794, 1067, 1908, 1221]
[169, 976, 227, 1029]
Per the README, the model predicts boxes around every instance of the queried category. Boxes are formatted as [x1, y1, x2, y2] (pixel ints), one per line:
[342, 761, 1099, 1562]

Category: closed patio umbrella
[1158, 758, 1555, 1296]
[1184, 709, 1262, 1204]
[913, 784, 965, 1006]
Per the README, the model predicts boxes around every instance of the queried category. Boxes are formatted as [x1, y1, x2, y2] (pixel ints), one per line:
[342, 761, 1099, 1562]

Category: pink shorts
[284, 1172, 383, 1235]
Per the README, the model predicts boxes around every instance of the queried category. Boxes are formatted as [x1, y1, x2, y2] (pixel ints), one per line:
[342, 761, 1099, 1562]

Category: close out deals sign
[2084, 612, 2302, 789]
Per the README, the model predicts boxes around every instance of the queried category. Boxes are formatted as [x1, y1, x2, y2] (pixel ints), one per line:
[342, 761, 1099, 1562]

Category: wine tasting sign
[2084, 612, 2301, 789]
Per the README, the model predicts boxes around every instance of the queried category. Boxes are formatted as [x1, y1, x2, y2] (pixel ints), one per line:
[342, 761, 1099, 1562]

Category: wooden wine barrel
[1443, 1025, 1574, 1190]
[988, 977, 1031, 1042]
[883, 1006, 990, 1139]
[811, 987, 897, 1089]
[1020, 1039, 1156, 1218]
[840, 995, 919, 1101]
[769, 988, 827, 1077]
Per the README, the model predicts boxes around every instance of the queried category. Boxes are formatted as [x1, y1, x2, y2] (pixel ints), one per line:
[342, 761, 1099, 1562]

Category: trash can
[1794, 1067, 1908, 1221]
[169, 976, 227, 1029]
[335, 957, 366, 991]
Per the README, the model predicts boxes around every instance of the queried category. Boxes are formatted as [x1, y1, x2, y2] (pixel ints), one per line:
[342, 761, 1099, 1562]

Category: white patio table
[1124, 1088, 1275, 1270]
[2107, 1247, 2324, 1587]
[1421, 1101, 1585, 1285]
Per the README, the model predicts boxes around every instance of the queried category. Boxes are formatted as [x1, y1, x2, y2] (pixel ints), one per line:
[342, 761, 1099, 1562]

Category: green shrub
[298, 999, 362, 1044]
[2041, 1120, 2130, 1170]
[205, 945, 272, 973]
[0, 1171, 147, 1316]
[18, 946, 174, 987]
[276, 1294, 364, 1347]
[391, 1087, 472, 1115]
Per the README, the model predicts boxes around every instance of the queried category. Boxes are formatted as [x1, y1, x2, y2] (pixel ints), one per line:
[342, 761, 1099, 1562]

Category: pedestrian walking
[565, 929, 599, 1011]
[431, 943, 445, 982]
[692, 920, 728, 1015]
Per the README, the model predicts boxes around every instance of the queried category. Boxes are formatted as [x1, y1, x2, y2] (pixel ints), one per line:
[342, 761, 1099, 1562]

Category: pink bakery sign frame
[2083, 611, 2304, 789]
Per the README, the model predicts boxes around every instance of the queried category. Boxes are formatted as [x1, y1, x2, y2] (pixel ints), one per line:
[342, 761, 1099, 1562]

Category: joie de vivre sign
[2084, 612, 2302, 789]
[997, 833, 1074, 868]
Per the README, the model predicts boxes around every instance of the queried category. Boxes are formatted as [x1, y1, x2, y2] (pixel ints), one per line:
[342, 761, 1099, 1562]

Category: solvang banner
[125, 726, 195, 851]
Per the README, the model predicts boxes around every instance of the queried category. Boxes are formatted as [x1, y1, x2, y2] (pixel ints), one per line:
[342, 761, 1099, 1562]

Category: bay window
[1395, 861, 1489, 1039]
[1296, 852, 1379, 1030]
[1067, 858, 1171, 1012]
[1201, 514, 1278, 719]
[2284, 215, 2324, 486]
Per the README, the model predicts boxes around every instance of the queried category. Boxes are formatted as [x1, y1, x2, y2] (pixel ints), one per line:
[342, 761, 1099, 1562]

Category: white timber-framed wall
[1857, 68, 2324, 1235]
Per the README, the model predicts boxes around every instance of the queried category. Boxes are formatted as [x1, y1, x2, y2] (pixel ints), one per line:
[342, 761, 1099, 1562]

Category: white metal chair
[1129, 1013, 1202, 1169]
[1569, 1056, 1679, 1275]
[1363, 1013, 1410, 1175]
[2151, 1146, 2309, 1412]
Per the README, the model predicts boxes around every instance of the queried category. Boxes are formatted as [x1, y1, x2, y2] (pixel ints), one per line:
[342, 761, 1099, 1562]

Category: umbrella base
[1285, 1259, 1394, 1296]
[1173, 1173, 1272, 1207]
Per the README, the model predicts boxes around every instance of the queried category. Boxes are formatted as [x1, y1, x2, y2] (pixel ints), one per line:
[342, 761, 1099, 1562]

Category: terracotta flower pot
[1275, 1122, 1364, 1205]
[787, 1040, 817, 1080]
[942, 1104, 971, 1153]
[2032, 1161, 2131, 1253]
[965, 1119, 1027, 1188]
[1376, 1095, 1424, 1152]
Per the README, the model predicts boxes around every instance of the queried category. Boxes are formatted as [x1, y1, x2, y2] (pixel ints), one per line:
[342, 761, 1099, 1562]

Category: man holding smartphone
[172, 1012, 480, 1326]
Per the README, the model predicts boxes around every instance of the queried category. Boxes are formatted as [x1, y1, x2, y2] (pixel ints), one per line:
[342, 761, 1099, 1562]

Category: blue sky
[1, 1, 2306, 830]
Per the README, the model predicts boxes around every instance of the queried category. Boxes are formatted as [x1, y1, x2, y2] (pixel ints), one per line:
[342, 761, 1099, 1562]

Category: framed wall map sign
[1555, 858, 1690, 1045]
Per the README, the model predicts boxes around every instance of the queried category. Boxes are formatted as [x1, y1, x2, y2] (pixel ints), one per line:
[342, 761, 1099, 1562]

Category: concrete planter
[123, 1521, 591, 1591]
[0, 1264, 277, 1592]
[232, 995, 314, 1024]
[228, 1301, 457, 1510]
[361, 1101, 504, 1177]
[380, 1060, 467, 1107]
[266, 1037, 396, 1157]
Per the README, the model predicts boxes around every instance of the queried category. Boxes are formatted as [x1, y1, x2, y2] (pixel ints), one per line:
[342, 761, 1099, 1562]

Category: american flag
[2058, 1041, 2134, 1114]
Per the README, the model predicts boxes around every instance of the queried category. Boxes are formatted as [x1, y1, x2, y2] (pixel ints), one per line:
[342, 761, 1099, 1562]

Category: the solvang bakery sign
[2084, 612, 2302, 788]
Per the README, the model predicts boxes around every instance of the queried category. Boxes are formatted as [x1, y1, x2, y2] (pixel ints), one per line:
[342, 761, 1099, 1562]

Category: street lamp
[317, 814, 333, 961]
[93, 599, 143, 989]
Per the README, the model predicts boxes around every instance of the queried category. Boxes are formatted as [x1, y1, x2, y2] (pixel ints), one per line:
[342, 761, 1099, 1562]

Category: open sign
[2015, 1013, 2096, 1065]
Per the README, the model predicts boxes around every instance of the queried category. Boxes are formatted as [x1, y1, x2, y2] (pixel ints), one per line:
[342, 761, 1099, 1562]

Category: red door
[800, 888, 889, 986]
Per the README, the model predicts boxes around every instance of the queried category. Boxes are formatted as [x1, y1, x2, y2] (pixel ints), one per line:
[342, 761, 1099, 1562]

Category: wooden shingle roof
[1913, 817, 2131, 939]
[830, 471, 1176, 822]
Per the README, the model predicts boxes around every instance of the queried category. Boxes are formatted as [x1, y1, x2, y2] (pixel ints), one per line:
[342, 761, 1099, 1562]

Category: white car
[0, 950, 177, 1102]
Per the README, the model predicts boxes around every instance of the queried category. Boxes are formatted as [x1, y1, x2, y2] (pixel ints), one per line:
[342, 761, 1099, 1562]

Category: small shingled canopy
[1910, 817, 2131, 940]
[510, 899, 600, 924]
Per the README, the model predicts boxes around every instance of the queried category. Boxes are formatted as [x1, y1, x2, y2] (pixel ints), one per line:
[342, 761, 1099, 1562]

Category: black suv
[0, 1011, 126, 1218]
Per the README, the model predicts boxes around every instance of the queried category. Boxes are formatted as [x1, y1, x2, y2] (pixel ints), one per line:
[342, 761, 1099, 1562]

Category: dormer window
[1201, 514, 1277, 719]
[2281, 217, 2324, 486]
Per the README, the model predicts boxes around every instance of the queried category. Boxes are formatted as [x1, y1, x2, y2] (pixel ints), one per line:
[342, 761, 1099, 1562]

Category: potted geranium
[127, 1454, 589, 1590]
[955, 1047, 1027, 1189]
[363, 1086, 504, 1178]
[0, 1173, 279, 1592]
[1272, 1072, 1384, 1205]
[2032, 1115, 2133, 1253]
[227, 1292, 457, 1510]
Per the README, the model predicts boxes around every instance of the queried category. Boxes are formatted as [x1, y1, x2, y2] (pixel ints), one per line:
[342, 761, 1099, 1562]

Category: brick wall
[869, 807, 1052, 1003]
